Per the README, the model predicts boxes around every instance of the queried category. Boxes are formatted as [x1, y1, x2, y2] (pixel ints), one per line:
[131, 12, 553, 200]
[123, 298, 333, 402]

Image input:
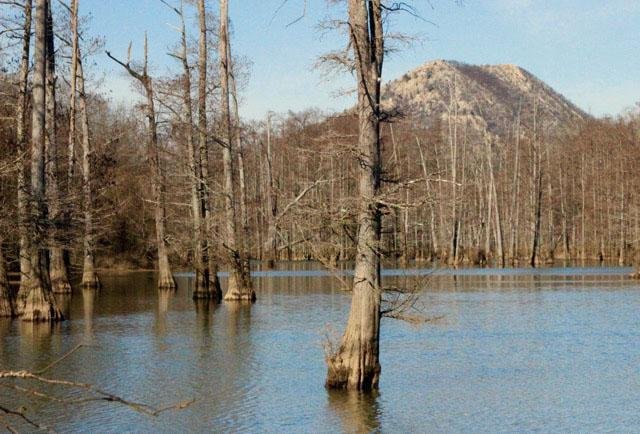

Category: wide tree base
[50, 249, 72, 293]
[325, 343, 381, 391]
[20, 285, 64, 322]
[0, 296, 14, 317]
[158, 274, 177, 290]
[223, 288, 256, 302]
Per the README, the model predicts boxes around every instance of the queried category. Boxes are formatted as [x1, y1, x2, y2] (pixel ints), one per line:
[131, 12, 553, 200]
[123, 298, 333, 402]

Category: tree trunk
[21, 0, 63, 322]
[44, 0, 72, 294]
[531, 150, 543, 268]
[143, 48, 176, 290]
[197, 0, 222, 300]
[326, 0, 383, 391]
[264, 113, 278, 267]
[16, 0, 33, 303]
[229, 60, 249, 252]
[219, 0, 255, 302]
[509, 107, 521, 262]
[77, 49, 100, 289]
[485, 137, 504, 267]
[172, 1, 210, 299]
[67, 0, 78, 185]
[0, 239, 14, 317]
[106, 35, 176, 290]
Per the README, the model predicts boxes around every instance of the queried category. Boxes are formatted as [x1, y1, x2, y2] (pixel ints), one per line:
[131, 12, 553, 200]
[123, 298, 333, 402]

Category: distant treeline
[2, 89, 638, 269]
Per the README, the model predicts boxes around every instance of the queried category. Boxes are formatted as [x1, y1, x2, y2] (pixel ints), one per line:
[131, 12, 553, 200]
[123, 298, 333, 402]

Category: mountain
[381, 60, 588, 138]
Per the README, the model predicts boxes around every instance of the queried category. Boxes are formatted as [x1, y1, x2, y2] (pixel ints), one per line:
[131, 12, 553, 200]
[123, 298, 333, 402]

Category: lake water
[1, 263, 640, 433]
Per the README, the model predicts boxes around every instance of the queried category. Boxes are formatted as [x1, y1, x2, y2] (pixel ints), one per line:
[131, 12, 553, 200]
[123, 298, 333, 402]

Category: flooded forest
[1, 0, 639, 432]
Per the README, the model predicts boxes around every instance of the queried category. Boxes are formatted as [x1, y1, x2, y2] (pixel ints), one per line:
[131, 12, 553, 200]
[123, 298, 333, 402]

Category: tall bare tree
[74, 1, 100, 289]
[325, 0, 384, 390]
[45, 0, 72, 293]
[164, 0, 213, 299]
[106, 35, 177, 290]
[197, 0, 223, 299]
[16, 0, 33, 299]
[219, 0, 255, 301]
[21, 0, 63, 321]
[67, 0, 78, 185]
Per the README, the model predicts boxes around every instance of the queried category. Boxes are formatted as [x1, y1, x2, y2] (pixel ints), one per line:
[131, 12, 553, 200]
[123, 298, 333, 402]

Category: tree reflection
[82, 289, 96, 344]
[327, 390, 381, 434]
[155, 289, 174, 337]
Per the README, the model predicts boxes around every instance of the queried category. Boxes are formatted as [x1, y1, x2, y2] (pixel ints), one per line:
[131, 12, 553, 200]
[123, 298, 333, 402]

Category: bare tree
[15, 0, 33, 300]
[20, 0, 64, 321]
[162, 0, 213, 299]
[44, 0, 72, 293]
[325, 0, 384, 390]
[219, 0, 255, 301]
[197, 0, 223, 299]
[74, 0, 100, 289]
[263, 113, 279, 266]
[106, 35, 177, 290]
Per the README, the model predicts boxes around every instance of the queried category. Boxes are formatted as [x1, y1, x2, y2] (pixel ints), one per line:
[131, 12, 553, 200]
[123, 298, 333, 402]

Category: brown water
[1, 263, 640, 432]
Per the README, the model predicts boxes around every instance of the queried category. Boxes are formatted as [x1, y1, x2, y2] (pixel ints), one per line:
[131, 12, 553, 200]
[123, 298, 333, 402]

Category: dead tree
[74, 2, 100, 289]
[219, 0, 255, 302]
[15, 0, 33, 300]
[197, 0, 222, 299]
[263, 113, 278, 266]
[21, 0, 64, 322]
[44, 0, 72, 294]
[163, 0, 212, 299]
[325, 0, 384, 391]
[106, 35, 177, 290]
[229, 55, 249, 255]
[67, 0, 78, 185]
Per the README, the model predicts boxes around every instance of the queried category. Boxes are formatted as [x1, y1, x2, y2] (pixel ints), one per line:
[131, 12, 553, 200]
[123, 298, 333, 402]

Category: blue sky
[81, 0, 640, 120]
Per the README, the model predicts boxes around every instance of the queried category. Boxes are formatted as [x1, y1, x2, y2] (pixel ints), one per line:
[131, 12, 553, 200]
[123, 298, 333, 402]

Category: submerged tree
[44, 0, 72, 294]
[21, 0, 64, 321]
[325, 0, 384, 390]
[73, 0, 101, 289]
[107, 35, 177, 290]
[219, 0, 255, 302]
[197, 0, 223, 299]
[162, 0, 217, 299]
[16, 0, 33, 299]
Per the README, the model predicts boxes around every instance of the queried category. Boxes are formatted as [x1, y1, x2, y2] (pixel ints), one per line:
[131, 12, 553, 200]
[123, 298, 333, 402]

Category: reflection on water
[327, 390, 380, 433]
[1, 264, 640, 432]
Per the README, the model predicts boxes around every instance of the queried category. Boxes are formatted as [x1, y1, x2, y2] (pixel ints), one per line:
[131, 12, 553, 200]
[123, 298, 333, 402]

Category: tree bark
[197, 0, 222, 299]
[67, 0, 78, 185]
[229, 59, 249, 256]
[326, 0, 383, 391]
[106, 36, 176, 290]
[172, 0, 210, 299]
[263, 113, 278, 266]
[21, 0, 63, 322]
[76, 45, 100, 289]
[485, 137, 505, 267]
[16, 0, 33, 302]
[509, 106, 521, 262]
[44, 0, 72, 294]
[219, 0, 255, 302]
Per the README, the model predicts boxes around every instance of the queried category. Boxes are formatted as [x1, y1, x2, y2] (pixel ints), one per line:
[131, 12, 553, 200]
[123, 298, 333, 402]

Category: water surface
[1, 264, 639, 432]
